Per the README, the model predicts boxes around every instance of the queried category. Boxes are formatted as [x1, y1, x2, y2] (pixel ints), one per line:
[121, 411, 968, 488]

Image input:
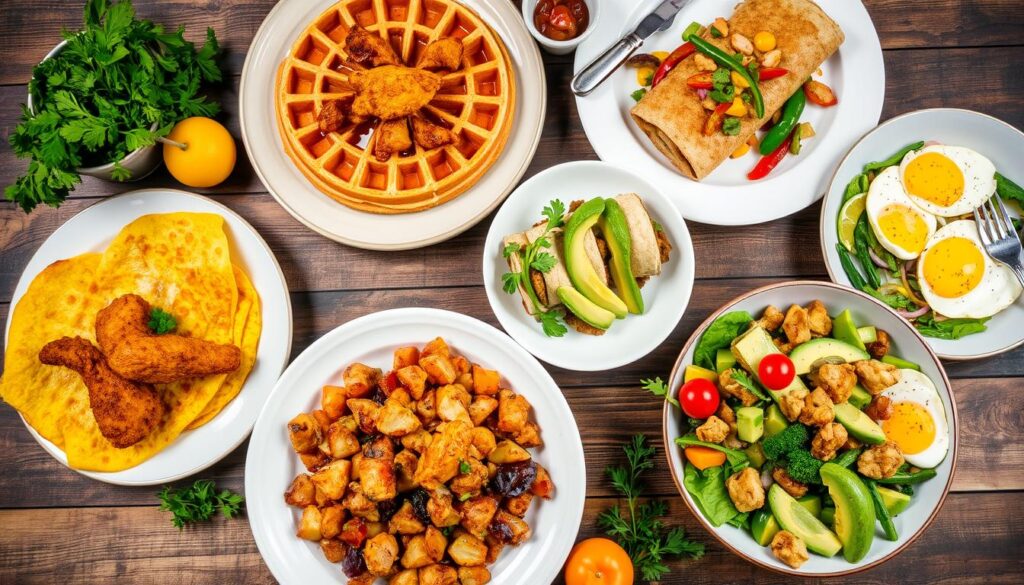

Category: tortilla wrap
[630, 0, 844, 179]
[614, 193, 662, 277]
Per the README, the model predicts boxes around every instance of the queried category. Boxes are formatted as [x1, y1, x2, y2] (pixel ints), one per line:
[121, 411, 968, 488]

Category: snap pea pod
[686, 34, 765, 118]
[834, 448, 862, 468]
[760, 90, 805, 154]
[866, 480, 899, 541]
[995, 172, 1024, 205]
[874, 468, 938, 485]
[862, 141, 924, 174]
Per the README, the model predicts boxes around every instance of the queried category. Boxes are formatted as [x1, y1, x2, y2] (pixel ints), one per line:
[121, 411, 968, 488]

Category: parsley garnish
[459, 460, 471, 474]
[6, 0, 223, 212]
[631, 88, 647, 102]
[729, 369, 771, 401]
[597, 435, 705, 580]
[500, 199, 568, 338]
[641, 377, 679, 407]
[722, 117, 741, 136]
[157, 479, 244, 529]
[148, 307, 176, 334]
[539, 309, 568, 338]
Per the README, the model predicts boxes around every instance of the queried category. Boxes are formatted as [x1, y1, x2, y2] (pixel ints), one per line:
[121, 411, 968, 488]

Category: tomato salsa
[533, 0, 589, 41]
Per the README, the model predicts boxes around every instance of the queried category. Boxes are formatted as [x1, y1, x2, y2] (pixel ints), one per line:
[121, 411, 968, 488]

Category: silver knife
[571, 0, 691, 97]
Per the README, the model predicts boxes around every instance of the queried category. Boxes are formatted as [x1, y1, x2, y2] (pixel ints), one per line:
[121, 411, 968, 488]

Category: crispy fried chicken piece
[854, 359, 901, 395]
[719, 368, 759, 407]
[695, 415, 730, 444]
[814, 362, 856, 404]
[866, 329, 891, 359]
[373, 118, 413, 161]
[811, 422, 848, 461]
[412, 115, 459, 150]
[805, 300, 832, 337]
[756, 305, 785, 332]
[346, 25, 400, 67]
[771, 531, 808, 569]
[782, 304, 811, 346]
[772, 467, 808, 498]
[564, 313, 605, 336]
[726, 467, 765, 512]
[317, 100, 346, 134]
[799, 387, 835, 427]
[655, 227, 672, 263]
[349, 66, 441, 121]
[416, 37, 464, 71]
[39, 337, 164, 448]
[857, 440, 904, 479]
[95, 294, 241, 384]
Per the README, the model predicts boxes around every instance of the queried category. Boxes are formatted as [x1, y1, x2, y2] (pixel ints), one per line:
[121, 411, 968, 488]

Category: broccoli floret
[786, 449, 824, 484]
[762, 424, 809, 460]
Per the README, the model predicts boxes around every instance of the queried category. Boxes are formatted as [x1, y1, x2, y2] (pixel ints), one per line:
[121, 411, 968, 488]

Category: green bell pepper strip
[686, 34, 765, 118]
[862, 141, 924, 174]
[760, 90, 805, 155]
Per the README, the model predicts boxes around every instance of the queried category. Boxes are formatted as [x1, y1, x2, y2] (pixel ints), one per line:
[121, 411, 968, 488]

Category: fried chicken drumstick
[39, 337, 165, 448]
[96, 294, 242, 384]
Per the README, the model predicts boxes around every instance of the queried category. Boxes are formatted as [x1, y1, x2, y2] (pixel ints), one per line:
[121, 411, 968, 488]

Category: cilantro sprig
[641, 377, 678, 407]
[157, 479, 244, 529]
[6, 0, 223, 212]
[598, 435, 705, 580]
[501, 199, 568, 338]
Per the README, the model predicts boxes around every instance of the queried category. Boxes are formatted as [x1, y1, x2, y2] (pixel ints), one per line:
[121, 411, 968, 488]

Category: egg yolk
[922, 236, 985, 298]
[877, 204, 929, 255]
[882, 401, 936, 455]
[903, 152, 965, 207]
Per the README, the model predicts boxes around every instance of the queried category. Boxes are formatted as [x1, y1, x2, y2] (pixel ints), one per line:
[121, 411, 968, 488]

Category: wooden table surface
[1, 0, 1023, 583]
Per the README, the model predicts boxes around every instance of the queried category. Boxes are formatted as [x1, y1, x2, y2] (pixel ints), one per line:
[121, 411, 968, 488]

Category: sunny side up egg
[899, 145, 997, 217]
[917, 219, 1022, 319]
[866, 166, 937, 260]
[879, 369, 949, 469]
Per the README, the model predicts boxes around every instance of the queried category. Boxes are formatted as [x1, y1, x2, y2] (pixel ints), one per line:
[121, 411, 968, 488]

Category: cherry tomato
[759, 353, 796, 390]
[549, 5, 575, 31]
[564, 538, 634, 585]
[678, 378, 720, 419]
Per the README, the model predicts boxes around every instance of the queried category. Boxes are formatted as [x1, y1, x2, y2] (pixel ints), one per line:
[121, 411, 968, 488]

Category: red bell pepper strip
[748, 130, 795, 180]
[686, 72, 714, 89]
[804, 80, 838, 107]
[651, 42, 695, 87]
[703, 102, 732, 136]
[758, 67, 788, 81]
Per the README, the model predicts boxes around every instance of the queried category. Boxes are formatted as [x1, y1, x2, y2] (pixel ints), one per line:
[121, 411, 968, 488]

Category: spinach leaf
[675, 434, 749, 472]
[915, 314, 989, 340]
[862, 141, 923, 174]
[693, 311, 753, 371]
[996, 172, 1024, 206]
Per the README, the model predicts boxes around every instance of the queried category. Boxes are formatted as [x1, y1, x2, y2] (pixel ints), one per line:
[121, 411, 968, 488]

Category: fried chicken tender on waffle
[417, 37, 464, 71]
[96, 294, 241, 384]
[39, 337, 165, 448]
[374, 118, 413, 161]
[346, 25, 400, 66]
[349, 66, 442, 121]
[412, 115, 458, 149]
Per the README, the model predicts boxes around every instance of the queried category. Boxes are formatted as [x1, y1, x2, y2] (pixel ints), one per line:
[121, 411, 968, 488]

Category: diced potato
[487, 440, 531, 464]
[427, 488, 461, 528]
[484, 535, 504, 565]
[344, 363, 382, 398]
[458, 496, 499, 539]
[351, 453, 365, 480]
[471, 365, 501, 396]
[452, 355, 470, 376]
[389, 500, 426, 535]
[347, 398, 380, 434]
[312, 409, 333, 431]
[401, 429, 433, 454]
[393, 346, 421, 369]
[415, 390, 437, 424]
[450, 457, 488, 497]
[321, 504, 346, 539]
[320, 538, 345, 562]
[420, 337, 450, 358]
[397, 365, 429, 399]
[364, 532, 399, 576]
[365, 521, 386, 538]
[455, 372, 474, 392]
[468, 397, 498, 427]
[349, 575, 376, 585]
[394, 449, 419, 492]
[311, 459, 351, 501]
[420, 354, 457, 385]
[322, 385, 348, 419]
[377, 398, 423, 437]
[436, 384, 471, 422]
[496, 390, 530, 434]
[532, 464, 554, 499]
[287, 413, 322, 453]
[299, 451, 329, 472]
[503, 493, 533, 518]
[448, 532, 488, 566]
[457, 566, 491, 585]
[414, 420, 472, 489]
[284, 474, 316, 507]
[401, 534, 433, 569]
[297, 506, 322, 541]
[470, 427, 496, 458]
[513, 422, 542, 448]
[360, 437, 397, 502]
[489, 510, 531, 545]
[423, 525, 447, 562]
[341, 482, 380, 521]
[418, 564, 458, 585]
[326, 421, 361, 459]
[389, 568, 419, 585]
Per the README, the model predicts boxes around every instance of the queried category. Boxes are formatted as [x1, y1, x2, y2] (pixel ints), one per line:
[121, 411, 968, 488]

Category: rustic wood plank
[0, 374, 1019, 508]
[0, 492, 1021, 584]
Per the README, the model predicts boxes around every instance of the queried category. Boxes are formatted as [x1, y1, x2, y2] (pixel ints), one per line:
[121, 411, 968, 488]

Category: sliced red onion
[868, 247, 889, 269]
[898, 305, 930, 319]
[697, 88, 709, 99]
[923, 140, 942, 147]
[906, 258, 918, 273]
[761, 467, 774, 490]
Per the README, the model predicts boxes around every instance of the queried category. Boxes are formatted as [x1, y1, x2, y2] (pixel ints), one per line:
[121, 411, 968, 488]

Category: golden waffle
[276, 0, 516, 214]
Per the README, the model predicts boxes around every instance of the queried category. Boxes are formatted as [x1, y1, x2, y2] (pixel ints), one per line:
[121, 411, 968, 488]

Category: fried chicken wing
[412, 115, 458, 150]
[373, 118, 413, 161]
[317, 99, 347, 134]
[349, 66, 441, 121]
[416, 37, 464, 71]
[39, 337, 165, 448]
[346, 25, 400, 66]
[95, 294, 241, 384]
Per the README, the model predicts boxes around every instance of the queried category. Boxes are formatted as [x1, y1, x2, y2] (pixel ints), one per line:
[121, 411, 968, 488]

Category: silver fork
[974, 196, 1024, 286]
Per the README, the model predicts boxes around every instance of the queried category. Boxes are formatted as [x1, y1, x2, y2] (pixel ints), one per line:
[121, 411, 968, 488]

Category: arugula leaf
[693, 311, 753, 371]
[530, 252, 557, 273]
[915, 314, 989, 340]
[147, 307, 176, 334]
[729, 369, 770, 401]
[641, 377, 679, 407]
[157, 479, 244, 529]
[500, 271, 520, 295]
[539, 310, 567, 338]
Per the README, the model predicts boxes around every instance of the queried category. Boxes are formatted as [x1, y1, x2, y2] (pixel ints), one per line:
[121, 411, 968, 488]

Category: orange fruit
[163, 117, 236, 188]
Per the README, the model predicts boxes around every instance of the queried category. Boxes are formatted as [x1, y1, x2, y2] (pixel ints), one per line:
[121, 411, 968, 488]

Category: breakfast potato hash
[284, 337, 554, 584]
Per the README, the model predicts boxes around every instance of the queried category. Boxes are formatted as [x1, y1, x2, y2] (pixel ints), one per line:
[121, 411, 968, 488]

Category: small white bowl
[521, 0, 598, 55]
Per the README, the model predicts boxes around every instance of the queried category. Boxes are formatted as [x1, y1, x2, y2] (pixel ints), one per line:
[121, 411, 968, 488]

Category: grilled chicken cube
[344, 363, 382, 398]
[364, 532, 399, 576]
[468, 396, 498, 427]
[418, 564, 458, 585]
[288, 413, 322, 453]
[427, 487, 461, 527]
[321, 504, 346, 539]
[299, 450, 330, 472]
[285, 474, 316, 507]
[401, 535, 433, 569]
[311, 459, 351, 501]
[448, 532, 488, 566]
[496, 389, 530, 434]
[326, 421, 361, 459]
[458, 495, 499, 539]
[397, 365, 429, 400]
[341, 482, 380, 521]
[360, 435, 397, 502]
[415, 390, 437, 424]
[436, 384, 472, 422]
[320, 538, 346, 562]
[414, 420, 472, 489]
[377, 397, 423, 437]
[503, 492, 533, 518]
[471, 365, 501, 396]
[488, 510, 531, 545]
[457, 567, 491, 585]
[423, 525, 447, 562]
[420, 337, 450, 358]
[420, 354, 457, 385]
[401, 429, 433, 454]
[297, 506, 322, 541]
[322, 385, 348, 419]
[393, 346, 421, 370]
[389, 569, 419, 585]
[347, 398, 381, 434]
[513, 422, 542, 448]
[450, 457, 488, 498]
[394, 449, 420, 492]
[389, 500, 426, 535]
[469, 427, 496, 458]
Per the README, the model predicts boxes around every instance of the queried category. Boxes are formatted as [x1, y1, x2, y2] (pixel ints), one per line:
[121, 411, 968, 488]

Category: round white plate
[4, 189, 293, 486]
[240, 0, 546, 251]
[574, 0, 884, 226]
[245, 308, 585, 585]
[819, 108, 1024, 360]
[482, 161, 695, 371]
[664, 281, 957, 577]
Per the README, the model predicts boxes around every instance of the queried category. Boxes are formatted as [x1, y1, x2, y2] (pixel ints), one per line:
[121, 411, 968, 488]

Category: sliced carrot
[685, 446, 727, 470]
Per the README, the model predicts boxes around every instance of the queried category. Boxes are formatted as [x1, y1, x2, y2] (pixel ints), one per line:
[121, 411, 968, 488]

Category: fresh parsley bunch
[157, 479, 244, 529]
[501, 199, 569, 337]
[6, 0, 223, 212]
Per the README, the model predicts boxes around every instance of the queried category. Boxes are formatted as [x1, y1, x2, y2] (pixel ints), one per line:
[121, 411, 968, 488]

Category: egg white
[917, 220, 1022, 318]
[880, 369, 949, 469]
[899, 145, 996, 217]
[866, 166, 937, 260]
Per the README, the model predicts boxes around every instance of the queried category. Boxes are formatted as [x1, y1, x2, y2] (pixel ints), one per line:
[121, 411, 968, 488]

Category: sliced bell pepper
[804, 80, 838, 107]
[686, 72, 714, 89]
[757, 67, 788, 81]
[748, 130, 794, 180]
[703, 102, 732, 136]
[651, 42, 695, 87]
[686, 34, 765, 118]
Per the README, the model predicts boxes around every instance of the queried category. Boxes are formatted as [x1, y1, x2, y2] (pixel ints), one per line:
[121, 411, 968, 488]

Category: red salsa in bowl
[533, 0, 589, 41]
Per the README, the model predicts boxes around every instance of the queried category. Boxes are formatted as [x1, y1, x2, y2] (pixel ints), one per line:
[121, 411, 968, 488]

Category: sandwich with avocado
[500, 193, 671, 337]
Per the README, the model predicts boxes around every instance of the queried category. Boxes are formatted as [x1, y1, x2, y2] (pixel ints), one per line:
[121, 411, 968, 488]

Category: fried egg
[899, 145, 996, 217]
[917, 220, 1022, 318]
[879, 369, 949, 469]
[866, 166, 937, 260]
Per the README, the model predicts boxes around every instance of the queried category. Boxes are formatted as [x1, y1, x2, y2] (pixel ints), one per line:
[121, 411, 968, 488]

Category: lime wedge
[838, 193, 866, 251]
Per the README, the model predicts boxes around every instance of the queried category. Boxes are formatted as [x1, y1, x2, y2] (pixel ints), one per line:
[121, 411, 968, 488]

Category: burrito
[631, 0, 844, 180]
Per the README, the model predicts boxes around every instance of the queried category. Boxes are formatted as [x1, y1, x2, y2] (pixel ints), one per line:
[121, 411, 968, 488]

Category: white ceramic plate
[574, 0, 884, 226]
[819, 108, 1024, 360]
[482, 161, 695, 371]
[245, 308, 585, 585]
[240, 0, 545, 251]
[3, 189, 293, 486]
[663, 281, 957, 577]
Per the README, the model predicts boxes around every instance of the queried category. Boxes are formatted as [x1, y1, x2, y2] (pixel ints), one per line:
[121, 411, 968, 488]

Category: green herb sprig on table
[157, 479, 244, 529]
[501, 199, 568, 338]
[597, 435, 705, 581]
[6, 0, 223, 212]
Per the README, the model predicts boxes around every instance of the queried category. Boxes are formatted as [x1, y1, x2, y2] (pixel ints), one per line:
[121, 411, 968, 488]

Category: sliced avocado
[835, 402, 886, 445]
[751, 508, 781, 546]
[768, 484, 842, 557]
[849, 385, 872, 410]
[857, 326, 878, 344]
[882, 354, 921, 371]
[716, 348, 737, 373]
[731, 326, 809, 402]
[765, 404, 789, 438]
[556, 287, 614, 330]
[684, 364, 718, 383]
[597, 198, 644, 314]
[743, 443, 766, 469]
[797, 494, 822, 519]
[820, 506, 836, 527]
[563, 198, 628, 318]
[788, 337, 870, 376]
[833, 309, 867, 351]
[875, 485, 911, 516]
[820, 463, 875, 563]
[736, 406, 764, 443]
